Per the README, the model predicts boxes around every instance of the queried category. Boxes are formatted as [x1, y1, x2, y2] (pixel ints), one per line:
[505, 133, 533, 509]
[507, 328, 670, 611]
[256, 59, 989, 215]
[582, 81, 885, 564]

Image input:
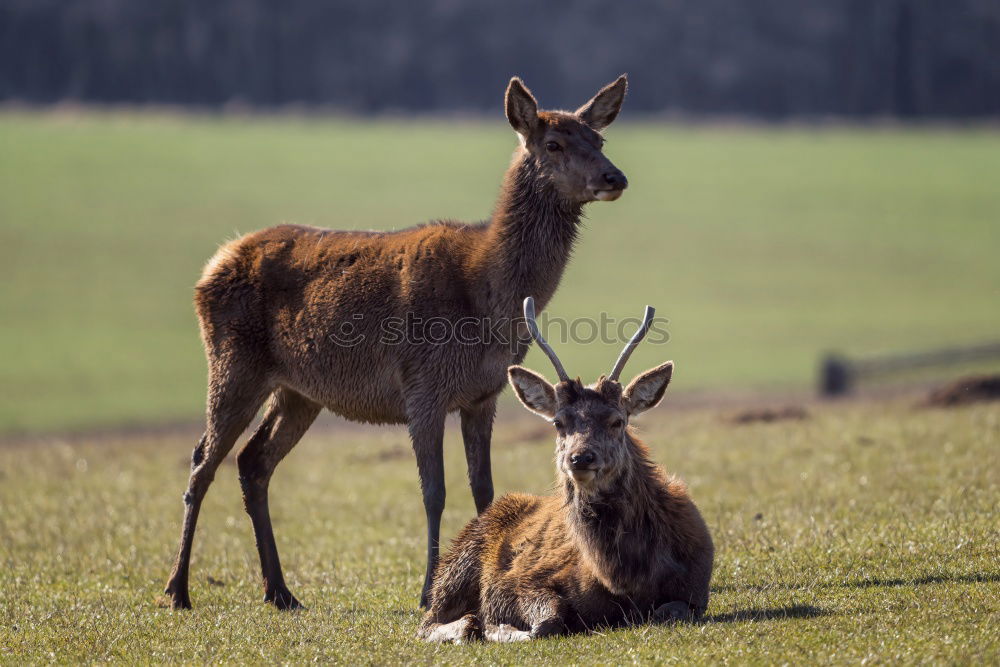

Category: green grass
[2, 112, 1000, 433]
[1, 398, 997, 662]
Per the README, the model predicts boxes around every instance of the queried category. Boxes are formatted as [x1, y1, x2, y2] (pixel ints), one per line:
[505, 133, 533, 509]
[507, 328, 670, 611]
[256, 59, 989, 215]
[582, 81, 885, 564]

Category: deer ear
[575, 74, 627, 131]
[508, 366, 557, 418]
[505, 77, 540, 138]
[623, 361, 673, 416]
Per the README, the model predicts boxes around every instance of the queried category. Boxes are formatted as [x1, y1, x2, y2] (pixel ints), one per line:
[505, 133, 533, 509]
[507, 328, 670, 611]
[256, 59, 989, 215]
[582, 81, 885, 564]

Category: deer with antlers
[163, 76, 630, 610]
[418, 298, 714, 642]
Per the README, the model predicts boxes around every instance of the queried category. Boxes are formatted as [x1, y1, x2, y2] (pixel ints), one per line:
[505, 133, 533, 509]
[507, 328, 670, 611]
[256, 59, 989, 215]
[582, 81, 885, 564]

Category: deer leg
[460, 396, 496, 514]
[406, 402, 447, 608]
[521, 592, 568, 638]
[237, 387, 321, 610]
[483, 603, 564, 642]
[483, 624, 532, 642]
[164, 373, 268, 610]
[418, 523, 484, 638]
[420, 614, 483, 643]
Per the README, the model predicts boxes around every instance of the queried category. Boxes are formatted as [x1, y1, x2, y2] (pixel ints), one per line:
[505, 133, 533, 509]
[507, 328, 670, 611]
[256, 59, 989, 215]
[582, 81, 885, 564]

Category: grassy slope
[1, 113, 1000, 433]
[0, 398, 997, 662]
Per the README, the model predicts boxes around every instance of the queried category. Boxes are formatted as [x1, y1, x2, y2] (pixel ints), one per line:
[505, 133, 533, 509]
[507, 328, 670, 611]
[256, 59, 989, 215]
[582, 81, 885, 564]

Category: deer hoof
[485, 624, 532, 642]
[163, 580, 192, 610]
[420, 614, 483, 643]
[171, 596, 193, 611]
[266, 588, 304, 611]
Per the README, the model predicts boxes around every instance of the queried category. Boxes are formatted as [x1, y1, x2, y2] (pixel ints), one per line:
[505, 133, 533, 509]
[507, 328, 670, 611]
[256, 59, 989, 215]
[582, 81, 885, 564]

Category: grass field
[2, 114, 998, 661]
[2, 112, 1000, 434]
[1, 396, 997, 662]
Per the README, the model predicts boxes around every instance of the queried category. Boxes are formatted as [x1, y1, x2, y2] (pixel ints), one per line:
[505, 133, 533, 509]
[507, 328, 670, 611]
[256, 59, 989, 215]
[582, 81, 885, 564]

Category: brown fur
[419, 366, 714, 642]
[163, 76, 630, 610]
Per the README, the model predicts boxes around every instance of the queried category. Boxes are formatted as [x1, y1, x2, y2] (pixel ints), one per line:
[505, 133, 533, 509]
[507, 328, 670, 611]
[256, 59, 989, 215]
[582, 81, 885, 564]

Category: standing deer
[163, 76, 630, 610]
[418, 298, 714, 642]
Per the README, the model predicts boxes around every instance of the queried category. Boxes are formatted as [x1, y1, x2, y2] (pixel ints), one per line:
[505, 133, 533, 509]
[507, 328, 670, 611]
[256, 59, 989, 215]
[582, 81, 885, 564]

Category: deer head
[505, 76, 629, 204]
[509, 298, 672, 494]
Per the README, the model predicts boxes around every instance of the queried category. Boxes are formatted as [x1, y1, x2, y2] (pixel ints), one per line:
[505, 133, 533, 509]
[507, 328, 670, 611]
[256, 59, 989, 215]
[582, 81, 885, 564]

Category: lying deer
[418, 298, 714, 642]
[164, 76, 630, 610]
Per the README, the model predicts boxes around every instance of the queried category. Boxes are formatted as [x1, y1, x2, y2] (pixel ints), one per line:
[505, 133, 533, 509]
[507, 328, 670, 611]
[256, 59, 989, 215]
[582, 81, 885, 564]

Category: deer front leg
[460, 395, 496, 514]
[407, 401, 448, 608]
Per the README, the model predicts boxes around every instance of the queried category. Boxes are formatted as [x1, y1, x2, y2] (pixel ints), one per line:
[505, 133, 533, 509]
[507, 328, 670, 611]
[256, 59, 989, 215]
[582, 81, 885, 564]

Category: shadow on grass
[705, 604, 827, 624]
[713, 571, 1000, 594]
[850, 572, 1000, 588]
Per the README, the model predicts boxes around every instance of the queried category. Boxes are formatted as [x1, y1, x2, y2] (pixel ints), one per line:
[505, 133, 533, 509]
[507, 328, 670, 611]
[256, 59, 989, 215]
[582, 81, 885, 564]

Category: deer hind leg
[236, 387, 321, 610]
[460, 396, 496, 514]
[483, 611, 564, 642]
[164, 367, 269, 610]
[483, 624, 532, 642]
[520, 592, 568, 639]
[478, 592, 566, 641]
[419, 614, 483, 643]
[418, 526, 484, 640]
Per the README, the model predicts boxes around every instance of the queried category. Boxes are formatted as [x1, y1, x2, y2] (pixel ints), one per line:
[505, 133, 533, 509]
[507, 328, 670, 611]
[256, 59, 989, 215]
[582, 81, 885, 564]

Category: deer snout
[566, 448, 601, 486]
[569, 450, 597, 468]
[591, 168, 627, 201]
[603, 169, 628, 190]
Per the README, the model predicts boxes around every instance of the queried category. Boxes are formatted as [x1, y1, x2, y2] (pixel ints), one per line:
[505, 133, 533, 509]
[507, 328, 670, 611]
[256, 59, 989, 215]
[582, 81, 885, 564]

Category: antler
[522, 297, 570, 383]
[608, 305, 656, 381]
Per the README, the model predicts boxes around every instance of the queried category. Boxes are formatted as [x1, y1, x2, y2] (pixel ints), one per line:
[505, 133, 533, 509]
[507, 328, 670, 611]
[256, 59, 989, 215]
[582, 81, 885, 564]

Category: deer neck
[562, 441, 664, 596]
[480, 150, 582, 317]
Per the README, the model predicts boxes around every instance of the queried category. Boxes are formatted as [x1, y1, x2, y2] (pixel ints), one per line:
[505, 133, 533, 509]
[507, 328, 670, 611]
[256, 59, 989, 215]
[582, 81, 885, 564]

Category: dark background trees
[1, 0, 997, 117]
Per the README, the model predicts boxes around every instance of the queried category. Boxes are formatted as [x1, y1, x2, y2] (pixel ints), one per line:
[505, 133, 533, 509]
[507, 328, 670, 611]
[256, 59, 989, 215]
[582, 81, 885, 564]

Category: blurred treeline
[2, 0, 998, 118]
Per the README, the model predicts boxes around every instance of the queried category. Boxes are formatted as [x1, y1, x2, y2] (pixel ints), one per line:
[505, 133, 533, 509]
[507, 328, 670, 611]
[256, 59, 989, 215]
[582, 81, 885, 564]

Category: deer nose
[603, 170, 628, 189]
[570, 451, 596, 468]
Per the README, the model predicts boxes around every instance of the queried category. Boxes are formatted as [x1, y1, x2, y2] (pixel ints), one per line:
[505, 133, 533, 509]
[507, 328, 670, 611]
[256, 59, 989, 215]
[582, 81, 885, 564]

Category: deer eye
[552, 418, 565, 430]
[545, 141, 562, 152]
[609, 417, 624, 430]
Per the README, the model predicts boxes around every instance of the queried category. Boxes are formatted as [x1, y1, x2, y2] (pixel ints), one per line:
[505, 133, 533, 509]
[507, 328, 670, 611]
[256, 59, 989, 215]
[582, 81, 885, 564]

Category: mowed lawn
[0, 398, 997, 662]
[2, 112, 1000, 434]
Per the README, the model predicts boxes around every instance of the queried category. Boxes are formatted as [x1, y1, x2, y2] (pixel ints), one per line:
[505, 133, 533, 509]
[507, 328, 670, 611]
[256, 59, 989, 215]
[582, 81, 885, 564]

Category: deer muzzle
[591, 169, 628, 201]
[567, 449, 601, 484]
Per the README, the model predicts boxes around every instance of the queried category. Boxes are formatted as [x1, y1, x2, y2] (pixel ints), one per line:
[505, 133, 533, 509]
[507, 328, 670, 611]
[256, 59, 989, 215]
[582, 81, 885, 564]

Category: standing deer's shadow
[712, 571, 1000, 595]
[702, 571, 1000, 624]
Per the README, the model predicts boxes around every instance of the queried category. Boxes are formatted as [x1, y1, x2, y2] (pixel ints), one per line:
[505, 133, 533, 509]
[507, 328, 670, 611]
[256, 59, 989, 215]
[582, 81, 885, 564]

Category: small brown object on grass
[729, 405, 810, 425]
[922, 375, 1000, 408]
